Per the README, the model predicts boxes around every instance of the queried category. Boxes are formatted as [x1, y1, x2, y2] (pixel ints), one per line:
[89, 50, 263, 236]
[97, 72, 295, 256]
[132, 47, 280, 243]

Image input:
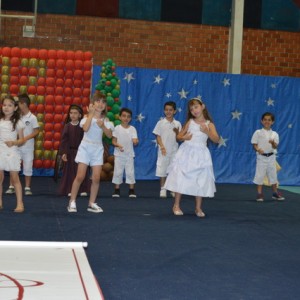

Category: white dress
[164, 119, 216, 197]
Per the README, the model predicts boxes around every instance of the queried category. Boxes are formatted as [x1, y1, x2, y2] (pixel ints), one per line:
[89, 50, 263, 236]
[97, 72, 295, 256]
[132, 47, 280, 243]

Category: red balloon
[36, 104, 45, 113]
[54, 95, 64, 105]
[64, 87, 73, 97]
[74, 60, 83, 70]
[29, 48, 39, 58]
[66, 50, 75, 60]
[53, 123, 62, 132]
[46, 86, 55, 95]
[82, 97, 90, 106]
[56, 69, 65, 79]
[83, 80, 91, 88]
[53, 132, 61, 141]
[20, 67, 28, 76]
[2, 47, 11, 57]
[64, 79, 73, 88]
[65, 60, 74, 70]
[72, 97, 82, 105]
[53, 141, 60, 150]
[83, 60, 92, 70]
[11, 47, 21, 57]
[37, 77, 46, 86]
[74, 79, 82, 88]
[84, 51, 93, 61]
[37, 86, 46, 95]
[29, 104, 36, 113]
[83, 71, 91, 80]
[10, 76, 19, 85]
[43, 141, 53, 150]
[44, 131, 53, 141]
[45, 105, 54, 113]
[74, 70, 83, 80]
[65, 70, 73, 79]
[57, 49, 66, 59]
[28, 86, 37, 95]
[48, 49, 57, 59]
[44, 123, 54, 132]
[21, 48, 30, 58]
[46, 69, 56, 77]
[64, 97, 73, 105]
[56, 78, 64, 87]
[47, 59, 56, 69]
[9, 84, 19, 95]
[54, 114, 63, 123]
[45, 113, 54, 123]
[46, 77, 55, 87]
[10, 67, 19, 76]
[74, 50, 84, 60]
[63, 105, 70, 114]
[39, 49, 48, 60]
[43, 159, 52, 168]
[45, 95, 54, 105]
[73, 88, 82, 97]
[55, 87, 64, 96]
[10, 57, 21, 67]
[33, 159, 43, 168]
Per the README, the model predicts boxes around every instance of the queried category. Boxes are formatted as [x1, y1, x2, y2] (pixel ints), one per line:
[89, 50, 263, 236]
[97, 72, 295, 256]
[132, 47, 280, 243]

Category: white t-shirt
[153, 118, 182, 156]
[113, 125, 138, 157]
[80, 117, 114, 145]
[251, 128, 279, 153]
[0, 119, 25, 148]
[20, 112, 39, 151]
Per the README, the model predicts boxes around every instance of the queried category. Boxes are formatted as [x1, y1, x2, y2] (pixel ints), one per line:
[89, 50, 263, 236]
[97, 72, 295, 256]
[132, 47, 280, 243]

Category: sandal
[195, 210, 205, 218]
[173, 206, 183, 216]
[14, 204, 24, 213]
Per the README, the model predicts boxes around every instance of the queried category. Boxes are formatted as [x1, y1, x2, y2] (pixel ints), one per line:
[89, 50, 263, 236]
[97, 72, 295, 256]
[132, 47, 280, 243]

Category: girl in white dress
[0, 96, 25, 212]
[164, 98, 219, 218]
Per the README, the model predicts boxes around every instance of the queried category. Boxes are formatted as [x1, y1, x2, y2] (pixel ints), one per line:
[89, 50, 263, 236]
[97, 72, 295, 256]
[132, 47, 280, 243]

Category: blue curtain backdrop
[93, 66, 300, 186]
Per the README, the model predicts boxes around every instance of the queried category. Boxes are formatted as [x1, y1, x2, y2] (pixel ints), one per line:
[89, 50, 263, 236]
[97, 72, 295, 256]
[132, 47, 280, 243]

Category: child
[164, 98, 219, 217]
[112, 108, 139, 197]
[153, 101, 182, 198]
[58, 104, 91, 196]
[5, 94, 39, 196]
[0, 95, 25, 212]
[251, 112, 284, 201]
[67, 93, 114, 213]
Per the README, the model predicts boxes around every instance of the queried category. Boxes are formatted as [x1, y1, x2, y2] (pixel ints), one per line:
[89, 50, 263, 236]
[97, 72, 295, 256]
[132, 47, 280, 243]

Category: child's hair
[64, 104, 83, 124]
[186, 98, 213, 123]
[0, 95, 21, 130]
[120, 107, 132, 117]
[18, 93, 31, 107]
[164, 101, 176, 110]
[91, 92, 107, 116]
[261, 112, 275, 121]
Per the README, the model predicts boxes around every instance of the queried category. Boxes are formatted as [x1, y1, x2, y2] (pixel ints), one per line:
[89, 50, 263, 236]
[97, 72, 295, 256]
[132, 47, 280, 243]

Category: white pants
[19, 149, 34, 176]
[112, 156, 135, 185]
[253, 155, 277, 185]
[155, 153, 176, 177]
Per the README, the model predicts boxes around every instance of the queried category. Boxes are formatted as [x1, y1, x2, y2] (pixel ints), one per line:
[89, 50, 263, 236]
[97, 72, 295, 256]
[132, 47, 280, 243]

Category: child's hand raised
[87, 103, 95, 115]
[96, 118, 105, 129]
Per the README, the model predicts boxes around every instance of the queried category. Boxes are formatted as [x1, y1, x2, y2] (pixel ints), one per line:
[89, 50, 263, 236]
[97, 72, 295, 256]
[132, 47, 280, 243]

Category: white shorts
[112, 156, 135, 185]
[75, 141, 104, 166]
[155, 153, 175, 177]
[0, 146, 21, 172]
[19, 149, 34, 176]
[253, 155, 277, 185]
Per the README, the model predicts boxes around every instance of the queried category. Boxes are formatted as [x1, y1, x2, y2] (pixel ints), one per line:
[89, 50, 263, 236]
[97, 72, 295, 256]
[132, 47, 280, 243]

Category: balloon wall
[0, 47, 92, 173]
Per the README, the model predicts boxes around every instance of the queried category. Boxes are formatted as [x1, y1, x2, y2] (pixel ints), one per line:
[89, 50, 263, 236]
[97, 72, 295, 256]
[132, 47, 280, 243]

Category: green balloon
[106, 59, 113, 65]
[106, 111, 114, 121]
[111, 103, 120, 114]
[107, 96, 114, 106]
[104, 85, 112, 93]
[114, 120, 121, 126]
[95, 84, 102, 91]
[111, 89, 120, 98]
[110, 79, 117, 87]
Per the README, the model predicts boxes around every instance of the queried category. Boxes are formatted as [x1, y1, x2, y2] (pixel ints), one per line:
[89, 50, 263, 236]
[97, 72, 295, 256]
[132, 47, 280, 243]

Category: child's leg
[173, 193, 183, 215]
[0, 170, 4, 207]
[160, 177, 166, 188]
[257, 184, 263, 194]
[10, 171, 23, 210]
[89, 165, 102, 205]
[195, 196, 205, 218]
[70, 163, 88, 202]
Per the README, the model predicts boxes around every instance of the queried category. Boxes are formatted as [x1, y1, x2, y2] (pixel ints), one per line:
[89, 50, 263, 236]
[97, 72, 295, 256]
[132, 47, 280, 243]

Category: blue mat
[1, 177, 300, 300]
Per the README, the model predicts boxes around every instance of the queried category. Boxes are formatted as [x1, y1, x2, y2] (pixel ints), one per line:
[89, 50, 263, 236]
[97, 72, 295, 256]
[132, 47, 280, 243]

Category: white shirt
[80, 117, 114, 145]
[0, 119, 25, 148]
[153, 118, 182, 155]
[19, 112, 39, 151]
[113, 125, 138, 157]
[251, 128, 279, 153]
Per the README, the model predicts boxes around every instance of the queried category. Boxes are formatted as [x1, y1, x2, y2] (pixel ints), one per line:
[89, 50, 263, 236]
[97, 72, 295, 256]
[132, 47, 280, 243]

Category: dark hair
[18, 93, 31, 107]
[0, 95, 21, 130]
[164, 101, 176, 110]
[119, 107, 132, 117]
[261, 112, 275, 122]
[186, 98, 213, 124]
[64, 104, 83, 124]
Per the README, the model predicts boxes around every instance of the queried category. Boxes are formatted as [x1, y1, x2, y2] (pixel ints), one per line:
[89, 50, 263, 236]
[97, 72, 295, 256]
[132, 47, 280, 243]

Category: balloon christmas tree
[95, 58, 121, 180]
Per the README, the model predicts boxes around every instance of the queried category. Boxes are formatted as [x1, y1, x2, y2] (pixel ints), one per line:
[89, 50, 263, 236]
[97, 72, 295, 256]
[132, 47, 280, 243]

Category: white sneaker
[87, 203, 103, 213]
[5, 186, 15, 194]
[24, 187, 32, 195]
[160, 189, 167, 198]
[80, 192, 88, 197]
[67, 201, 77, 213]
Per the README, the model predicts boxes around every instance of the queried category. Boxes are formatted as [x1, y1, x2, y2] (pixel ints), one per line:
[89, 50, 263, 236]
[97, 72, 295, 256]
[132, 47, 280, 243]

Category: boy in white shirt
[153, 101, 182, 198]
[112, 108, 138, 198]
[6, 94, 39, 195]
[251, 112, 284, 202]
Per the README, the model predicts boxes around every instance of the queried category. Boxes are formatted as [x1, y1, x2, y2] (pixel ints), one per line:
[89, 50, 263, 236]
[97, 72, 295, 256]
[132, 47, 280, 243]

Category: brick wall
[1, 11, 300, 77]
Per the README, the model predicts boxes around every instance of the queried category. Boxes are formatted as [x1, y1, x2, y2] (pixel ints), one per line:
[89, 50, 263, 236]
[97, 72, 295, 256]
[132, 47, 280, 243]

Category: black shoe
[112, 189, 120, 198]
[129, 189, 136, 198]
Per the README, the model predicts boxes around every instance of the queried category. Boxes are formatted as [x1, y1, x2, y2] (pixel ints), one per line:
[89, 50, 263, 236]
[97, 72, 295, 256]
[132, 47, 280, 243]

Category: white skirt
[164, 142, 216, 197]
[0, 145, 22, 172]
